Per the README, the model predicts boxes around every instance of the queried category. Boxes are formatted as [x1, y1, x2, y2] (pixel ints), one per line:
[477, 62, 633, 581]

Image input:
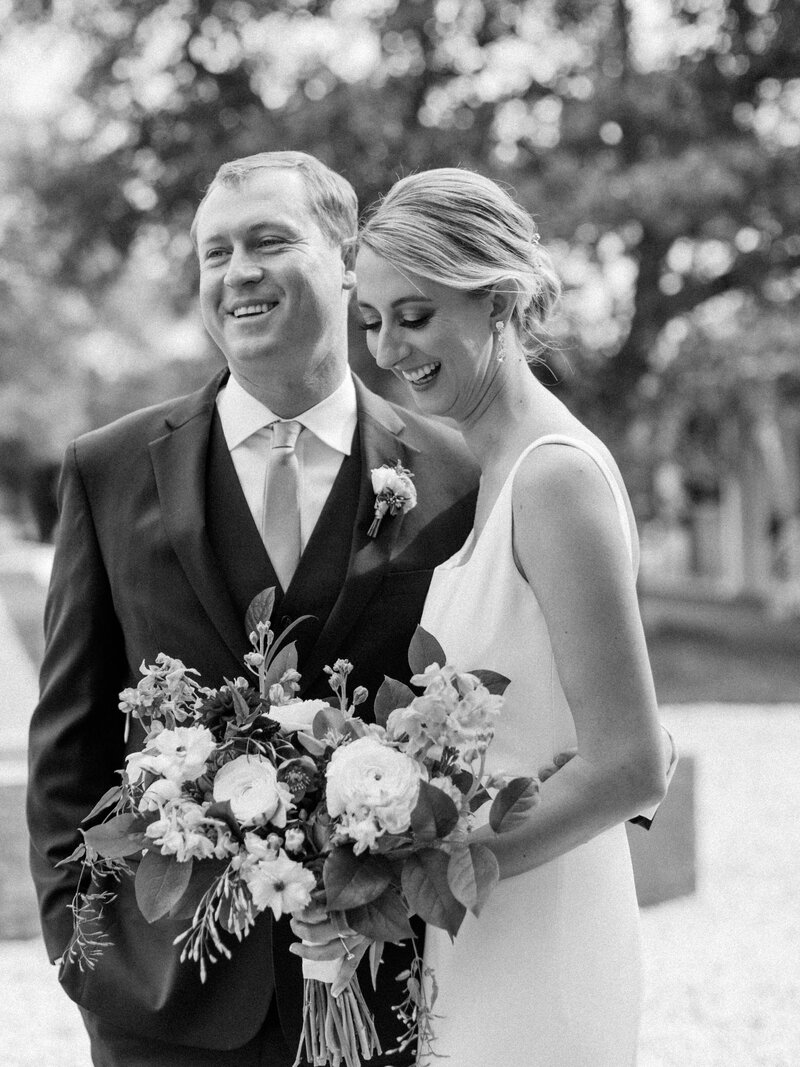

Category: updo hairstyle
[358, 168, 561, 359]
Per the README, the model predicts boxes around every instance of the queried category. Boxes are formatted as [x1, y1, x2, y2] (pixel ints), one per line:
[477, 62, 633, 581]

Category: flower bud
[284, 828, 305, 853]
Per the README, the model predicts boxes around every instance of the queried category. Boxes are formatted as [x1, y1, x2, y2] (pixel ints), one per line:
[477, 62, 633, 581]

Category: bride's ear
[489, 284, 517, 330]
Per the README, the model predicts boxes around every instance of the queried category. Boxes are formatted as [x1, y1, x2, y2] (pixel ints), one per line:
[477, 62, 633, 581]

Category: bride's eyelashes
[356, 313, 434, 333]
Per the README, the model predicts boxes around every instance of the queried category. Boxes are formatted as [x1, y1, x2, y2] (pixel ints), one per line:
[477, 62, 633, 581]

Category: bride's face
[355, 247, 498, 423]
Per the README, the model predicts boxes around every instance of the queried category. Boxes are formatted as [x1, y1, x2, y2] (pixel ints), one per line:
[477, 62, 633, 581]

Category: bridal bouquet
[62, 588, 540, 1067]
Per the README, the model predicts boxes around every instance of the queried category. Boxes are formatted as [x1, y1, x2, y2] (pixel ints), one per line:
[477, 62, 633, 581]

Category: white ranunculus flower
[326, 736, 422, 839]
[126, 725, 216, 785]
[267, 698, 329, 733]
[213, 755, 294, 827]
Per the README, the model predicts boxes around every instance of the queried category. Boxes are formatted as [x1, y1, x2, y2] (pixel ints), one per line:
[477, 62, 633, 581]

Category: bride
[354, 168, 669, 1065]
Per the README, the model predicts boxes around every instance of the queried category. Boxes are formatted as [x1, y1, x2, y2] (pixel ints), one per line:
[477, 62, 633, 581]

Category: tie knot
[270, 420, 302, 451]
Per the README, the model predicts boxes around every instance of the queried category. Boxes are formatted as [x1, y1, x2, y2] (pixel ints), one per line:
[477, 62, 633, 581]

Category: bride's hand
[538, 748, 577, 782]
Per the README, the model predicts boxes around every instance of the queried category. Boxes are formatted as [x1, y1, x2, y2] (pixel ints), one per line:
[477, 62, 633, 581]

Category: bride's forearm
[470, 751, 666, 879]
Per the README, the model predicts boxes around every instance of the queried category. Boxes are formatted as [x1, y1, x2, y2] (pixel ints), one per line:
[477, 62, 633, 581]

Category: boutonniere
[368, 461, 417, 538]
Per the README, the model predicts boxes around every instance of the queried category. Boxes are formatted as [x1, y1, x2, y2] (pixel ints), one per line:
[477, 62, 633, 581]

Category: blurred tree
[3, 0, 800, 499]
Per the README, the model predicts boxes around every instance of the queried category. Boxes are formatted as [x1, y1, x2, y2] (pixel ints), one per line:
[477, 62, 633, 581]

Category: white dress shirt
[215, 372, 358, 551]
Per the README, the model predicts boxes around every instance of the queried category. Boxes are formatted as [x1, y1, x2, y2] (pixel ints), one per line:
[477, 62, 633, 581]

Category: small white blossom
[241, 847, 316, 919]
[126, 725, 216, 785]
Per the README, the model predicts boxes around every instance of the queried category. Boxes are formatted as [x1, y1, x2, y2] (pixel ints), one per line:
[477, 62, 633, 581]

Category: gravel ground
[2, 702, 798, 1066]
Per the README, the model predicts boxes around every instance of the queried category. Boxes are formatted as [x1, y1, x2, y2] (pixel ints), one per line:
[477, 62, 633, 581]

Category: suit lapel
[300, 379, 418, 692]
[148, 372, 246, 665]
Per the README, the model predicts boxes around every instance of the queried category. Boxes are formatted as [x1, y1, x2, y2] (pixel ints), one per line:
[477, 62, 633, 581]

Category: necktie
[261, 420, 303, 592]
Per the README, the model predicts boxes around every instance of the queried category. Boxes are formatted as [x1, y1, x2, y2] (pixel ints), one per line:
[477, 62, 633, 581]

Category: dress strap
[509, 435, 634, 563]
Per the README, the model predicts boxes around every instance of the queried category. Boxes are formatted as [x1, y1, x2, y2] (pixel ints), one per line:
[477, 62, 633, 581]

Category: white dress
[419, 435, 643, 1066]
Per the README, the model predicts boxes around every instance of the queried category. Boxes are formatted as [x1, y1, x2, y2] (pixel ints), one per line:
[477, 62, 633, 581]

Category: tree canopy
[2, 0, 800, 501]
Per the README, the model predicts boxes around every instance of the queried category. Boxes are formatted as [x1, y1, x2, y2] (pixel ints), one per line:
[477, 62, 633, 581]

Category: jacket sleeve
[26, 441, 128, 961]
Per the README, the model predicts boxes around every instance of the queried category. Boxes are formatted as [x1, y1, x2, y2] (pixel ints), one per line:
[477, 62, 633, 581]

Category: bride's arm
[470, 444, 667, 879]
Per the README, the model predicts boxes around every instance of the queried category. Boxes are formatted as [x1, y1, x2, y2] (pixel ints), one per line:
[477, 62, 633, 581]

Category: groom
[26, 151, 479, 1065]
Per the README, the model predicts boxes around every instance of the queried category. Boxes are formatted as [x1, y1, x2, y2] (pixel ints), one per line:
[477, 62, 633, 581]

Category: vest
[204, 410, 362, 671]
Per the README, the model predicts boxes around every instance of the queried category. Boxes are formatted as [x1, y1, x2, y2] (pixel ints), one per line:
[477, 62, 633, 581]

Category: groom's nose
[224, 247, 264, 288]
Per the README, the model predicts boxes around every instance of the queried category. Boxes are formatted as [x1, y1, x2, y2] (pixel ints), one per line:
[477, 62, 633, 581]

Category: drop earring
[495, 320, 506, 364]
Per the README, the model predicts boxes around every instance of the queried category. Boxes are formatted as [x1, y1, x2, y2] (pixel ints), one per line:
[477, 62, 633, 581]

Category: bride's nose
[374, 327, 411, 370]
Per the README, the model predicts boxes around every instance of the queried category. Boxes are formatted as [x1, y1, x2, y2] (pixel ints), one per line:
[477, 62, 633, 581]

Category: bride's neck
[460, 357, 545, 470]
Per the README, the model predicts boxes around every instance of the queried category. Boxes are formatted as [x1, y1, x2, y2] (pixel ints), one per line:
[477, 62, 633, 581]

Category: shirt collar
[216, 371, 357, 456]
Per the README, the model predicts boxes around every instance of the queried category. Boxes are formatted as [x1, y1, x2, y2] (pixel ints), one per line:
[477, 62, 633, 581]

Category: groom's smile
[229, 301, 279, 319]
[195, 167, 354, 412]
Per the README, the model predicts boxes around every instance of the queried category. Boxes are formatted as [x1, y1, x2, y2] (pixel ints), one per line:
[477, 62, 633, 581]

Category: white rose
[326, 737, 422, 838]
[213, 755, 294, 827]
[138, 778, 182, 812]
[267, 699, 329, 734]
[370, 467, 417, 508]
[371, 467, 395, 495]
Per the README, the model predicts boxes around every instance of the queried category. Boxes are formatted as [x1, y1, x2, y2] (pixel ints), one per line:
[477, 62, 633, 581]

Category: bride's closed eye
[356, 313, 434, 332]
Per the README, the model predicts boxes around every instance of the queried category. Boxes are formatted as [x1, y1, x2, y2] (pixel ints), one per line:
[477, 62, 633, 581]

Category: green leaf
[369, 940, 385, 989]
[226, 683, 253, 725]
[323, 848, 392, 911]
[296, 732, 327, 757]
[263, 640, 298, 690]
[447, 843, 499, 916]
[468, 669, 511, 696]
[407, 626, 446, 676]
[82, 784, 123, 824]
[410, 779, 459, 844]
[245, 587, 276, 635]
[373, 676, 415, 728]
[169, 859, 231, 921]
[135, 850, 194, 923]
[205, 800, 244, 843]
[312, 706, 348, 739]
[83, 814, 147, 859]
[489, 776, 541, 834]
[55, 842, 86, 867]
[401, 849, 466, 939]
[345, 885, 414, 944]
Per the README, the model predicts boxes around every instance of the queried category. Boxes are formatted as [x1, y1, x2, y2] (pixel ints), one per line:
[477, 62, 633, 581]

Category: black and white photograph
[0, 2, 798, 1064]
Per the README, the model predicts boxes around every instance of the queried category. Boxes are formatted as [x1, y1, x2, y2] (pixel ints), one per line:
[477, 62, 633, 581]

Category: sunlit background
[0, 1, 798, 1064]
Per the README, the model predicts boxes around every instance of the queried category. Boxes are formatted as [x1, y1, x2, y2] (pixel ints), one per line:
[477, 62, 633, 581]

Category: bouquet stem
[295, 975, 381, 1067]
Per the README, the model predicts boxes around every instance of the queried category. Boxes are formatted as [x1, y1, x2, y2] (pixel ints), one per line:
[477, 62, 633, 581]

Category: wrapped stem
[294, 972, 381, 1067]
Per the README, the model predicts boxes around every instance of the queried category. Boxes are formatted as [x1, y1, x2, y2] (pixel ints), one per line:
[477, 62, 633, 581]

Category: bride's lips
[400, 362, 441, 388]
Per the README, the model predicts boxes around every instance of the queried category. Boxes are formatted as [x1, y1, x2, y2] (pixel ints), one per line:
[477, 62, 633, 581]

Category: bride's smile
[355, 245, 503, 424]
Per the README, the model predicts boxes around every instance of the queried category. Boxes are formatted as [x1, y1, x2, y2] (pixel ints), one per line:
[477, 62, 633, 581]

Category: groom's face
[196, 168, 354, 402]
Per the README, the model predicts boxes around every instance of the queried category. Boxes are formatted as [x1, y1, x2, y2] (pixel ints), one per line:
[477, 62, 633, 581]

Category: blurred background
[0, 0, 798, 1064]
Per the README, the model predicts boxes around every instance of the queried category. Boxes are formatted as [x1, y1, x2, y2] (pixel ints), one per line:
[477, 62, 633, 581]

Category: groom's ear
[341, 237, 357, 290]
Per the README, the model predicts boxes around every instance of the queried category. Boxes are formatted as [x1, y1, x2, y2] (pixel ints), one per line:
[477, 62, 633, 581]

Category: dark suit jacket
[27, 370, 478, 1053]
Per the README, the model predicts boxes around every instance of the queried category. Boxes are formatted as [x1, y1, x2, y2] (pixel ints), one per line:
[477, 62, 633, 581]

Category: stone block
[627, 754, 696, 907]
[0, 782, 41, 939]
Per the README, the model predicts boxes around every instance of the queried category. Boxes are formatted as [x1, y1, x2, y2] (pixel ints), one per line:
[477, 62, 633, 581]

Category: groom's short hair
[191, 151, 358, 250]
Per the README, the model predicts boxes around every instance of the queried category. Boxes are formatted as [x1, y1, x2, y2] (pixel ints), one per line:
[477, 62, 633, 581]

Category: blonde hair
[191, 151, 358, 250]
[359, 168, 561, 358]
